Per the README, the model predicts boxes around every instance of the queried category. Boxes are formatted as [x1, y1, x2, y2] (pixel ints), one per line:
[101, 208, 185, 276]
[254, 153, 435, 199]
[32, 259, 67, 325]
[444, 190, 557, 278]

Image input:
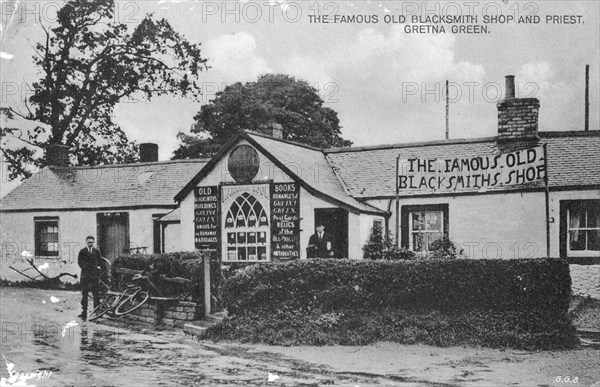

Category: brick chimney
[497, 75, 540, 142]
[259, 121, 283, 139]
[270, 122, 283, 139]
[140, 143, 158, 162]
[46, 144, 69, 167]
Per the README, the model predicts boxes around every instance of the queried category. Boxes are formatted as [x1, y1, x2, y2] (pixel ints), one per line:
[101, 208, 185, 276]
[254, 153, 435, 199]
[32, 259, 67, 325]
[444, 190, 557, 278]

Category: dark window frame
[400, 204, 449, 251]
[559, 199, 600, 265]
[34, 216, 59, 257]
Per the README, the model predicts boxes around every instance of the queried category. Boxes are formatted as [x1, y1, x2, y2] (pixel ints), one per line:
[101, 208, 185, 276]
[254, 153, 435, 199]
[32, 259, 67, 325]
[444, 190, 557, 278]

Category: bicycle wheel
[89, 293, 120, 321]
[114, 290, 150, 316]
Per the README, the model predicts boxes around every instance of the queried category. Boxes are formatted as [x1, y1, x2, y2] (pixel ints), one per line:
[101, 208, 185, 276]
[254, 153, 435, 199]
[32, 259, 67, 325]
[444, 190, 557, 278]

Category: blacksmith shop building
[1, 76, 599, 297]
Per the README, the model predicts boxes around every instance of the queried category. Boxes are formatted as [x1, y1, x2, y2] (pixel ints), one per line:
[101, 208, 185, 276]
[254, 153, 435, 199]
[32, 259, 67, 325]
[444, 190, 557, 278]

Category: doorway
[97, 212, 130, 263]
[314, 208, 348, 258]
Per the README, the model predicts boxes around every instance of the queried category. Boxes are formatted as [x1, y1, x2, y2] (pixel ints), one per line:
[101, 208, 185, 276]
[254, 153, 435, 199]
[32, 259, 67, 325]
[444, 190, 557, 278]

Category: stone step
[183, 311, 226, 337]
[578, 337, 600, 349]
[577, 329, 600, 349]
[204, 311, 227, 322]
[183, 323, 207, 336]
[577, 328, 600, 340]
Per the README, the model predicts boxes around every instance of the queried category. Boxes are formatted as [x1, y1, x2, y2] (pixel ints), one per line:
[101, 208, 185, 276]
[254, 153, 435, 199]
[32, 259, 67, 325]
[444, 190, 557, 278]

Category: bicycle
[98, 256, 112, 293]
[89, 266, 199, 321]
[89, 274, 149, 321]
[113, 273, 151, 316]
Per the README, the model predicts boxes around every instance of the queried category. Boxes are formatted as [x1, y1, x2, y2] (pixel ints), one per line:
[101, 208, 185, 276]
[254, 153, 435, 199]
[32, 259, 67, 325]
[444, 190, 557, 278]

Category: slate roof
[173, 131, 386, 215]
[248, 133, 386, 215]
[1, 159, 209, 211]
[8, 130, 595, 213]
[325, 131, 600, 198]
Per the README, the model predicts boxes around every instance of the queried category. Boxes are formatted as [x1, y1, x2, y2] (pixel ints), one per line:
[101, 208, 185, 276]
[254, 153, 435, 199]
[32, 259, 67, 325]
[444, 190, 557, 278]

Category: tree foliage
[1, 0, 207, 180]
[173, 74, 352, 159]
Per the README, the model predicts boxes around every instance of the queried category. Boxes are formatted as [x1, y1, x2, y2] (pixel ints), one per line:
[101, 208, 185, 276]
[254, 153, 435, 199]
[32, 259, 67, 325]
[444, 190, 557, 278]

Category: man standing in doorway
[307, 223, 335, 258]
[78, 236, 102, 320]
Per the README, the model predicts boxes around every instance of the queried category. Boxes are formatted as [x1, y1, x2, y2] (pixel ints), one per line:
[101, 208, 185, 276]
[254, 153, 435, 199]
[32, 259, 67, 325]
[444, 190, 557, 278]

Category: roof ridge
[325, 130, 600, 154]
[325, 136, 498, 153]
[539, 130, 600, 138]
[245, 130, 326, 152]
[47, 158, 210, 171]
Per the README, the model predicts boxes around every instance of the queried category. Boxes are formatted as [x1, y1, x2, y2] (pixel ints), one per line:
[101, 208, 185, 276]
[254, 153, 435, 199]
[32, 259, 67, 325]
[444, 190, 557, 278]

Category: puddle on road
[0, 288, 223, 386]
[1, 287, 389, 386]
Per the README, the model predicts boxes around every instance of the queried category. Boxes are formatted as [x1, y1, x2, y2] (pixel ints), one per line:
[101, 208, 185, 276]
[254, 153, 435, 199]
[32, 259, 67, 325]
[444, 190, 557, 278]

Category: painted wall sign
[194, 186, 220, 251]
[227, 145, 260, 183]
[221, 183, 269, 203]
[397, 146, 546, 193]
[270, 182, 300, 260]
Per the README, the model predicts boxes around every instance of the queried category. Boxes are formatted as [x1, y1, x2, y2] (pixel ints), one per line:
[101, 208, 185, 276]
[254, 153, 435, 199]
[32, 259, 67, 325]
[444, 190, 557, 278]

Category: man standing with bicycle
[78, 236, 102, 320]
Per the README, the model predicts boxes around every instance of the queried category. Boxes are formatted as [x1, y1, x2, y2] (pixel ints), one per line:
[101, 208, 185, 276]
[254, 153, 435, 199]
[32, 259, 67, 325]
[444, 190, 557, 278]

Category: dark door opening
[97, 212, 130, 264]
[314, 208, 348, 258]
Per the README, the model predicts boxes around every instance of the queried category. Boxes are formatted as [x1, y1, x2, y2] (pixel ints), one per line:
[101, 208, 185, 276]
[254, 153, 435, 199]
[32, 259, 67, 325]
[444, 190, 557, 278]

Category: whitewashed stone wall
[570, 265, 600, 299]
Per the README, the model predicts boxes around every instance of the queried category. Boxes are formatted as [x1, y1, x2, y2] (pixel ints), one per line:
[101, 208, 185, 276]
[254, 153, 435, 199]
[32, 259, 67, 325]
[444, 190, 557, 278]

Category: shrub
[428, 236, 464, 260]
[363, 224, 415, 260]
[220, 261, 261, 280]
[384, 246, 417, 260]
[206, 258, 577, 349]
[223, 258, 572, 316]
[205, 308, 578, 350]
[362, 224, 390, 260]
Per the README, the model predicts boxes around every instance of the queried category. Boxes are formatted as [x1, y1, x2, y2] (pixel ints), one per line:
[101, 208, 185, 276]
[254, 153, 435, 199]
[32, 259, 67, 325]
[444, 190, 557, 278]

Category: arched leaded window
[224, 193, 269, 261]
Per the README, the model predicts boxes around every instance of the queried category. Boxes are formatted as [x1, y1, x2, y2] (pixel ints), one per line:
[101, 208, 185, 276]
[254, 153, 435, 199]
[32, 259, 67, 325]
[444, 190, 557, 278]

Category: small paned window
[410, 211, 443, 255]
[35, 218, 59, 257]
[224, 193, 269, 262]
[401, 204, 449, 258]
[568, 206, 600, 253]
[561, 200, 600, 260]
[373, 219, 383, 230]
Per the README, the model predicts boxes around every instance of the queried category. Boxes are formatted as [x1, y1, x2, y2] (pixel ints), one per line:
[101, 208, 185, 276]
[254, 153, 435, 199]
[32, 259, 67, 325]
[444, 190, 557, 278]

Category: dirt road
[1, 287, 598, 386]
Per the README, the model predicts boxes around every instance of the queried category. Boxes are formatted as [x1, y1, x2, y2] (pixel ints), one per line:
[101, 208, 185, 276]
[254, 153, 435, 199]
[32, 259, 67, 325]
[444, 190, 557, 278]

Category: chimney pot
[505, 75, 515, 99]
[46, 144, 69, 167]
[140, 143, 159, 162]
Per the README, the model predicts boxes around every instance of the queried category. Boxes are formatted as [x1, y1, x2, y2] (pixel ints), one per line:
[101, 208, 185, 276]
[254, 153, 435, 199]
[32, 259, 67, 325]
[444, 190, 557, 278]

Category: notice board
[194, 186, 220, 251]
[271, 182, 300, 260]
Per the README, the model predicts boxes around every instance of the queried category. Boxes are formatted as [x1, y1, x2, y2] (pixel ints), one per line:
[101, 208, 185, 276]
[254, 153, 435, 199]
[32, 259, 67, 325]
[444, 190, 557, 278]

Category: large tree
[1, 0, 207, 180]
[172, 74, 352, 159]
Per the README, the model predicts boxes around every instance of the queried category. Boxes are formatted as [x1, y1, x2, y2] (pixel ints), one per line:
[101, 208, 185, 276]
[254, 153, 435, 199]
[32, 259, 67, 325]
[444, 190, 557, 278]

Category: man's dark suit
[307, 232, 334, 258]
[78, 247, 102, 313]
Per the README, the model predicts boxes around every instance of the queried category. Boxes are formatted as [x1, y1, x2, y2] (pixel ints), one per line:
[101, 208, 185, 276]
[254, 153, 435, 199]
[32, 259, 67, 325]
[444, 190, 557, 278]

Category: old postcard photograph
[1, 1, 599, 386]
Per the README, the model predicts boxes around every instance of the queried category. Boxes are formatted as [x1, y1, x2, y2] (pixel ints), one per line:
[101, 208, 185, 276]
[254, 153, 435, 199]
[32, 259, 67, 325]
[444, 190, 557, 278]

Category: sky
[1, 0, 599, 195]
